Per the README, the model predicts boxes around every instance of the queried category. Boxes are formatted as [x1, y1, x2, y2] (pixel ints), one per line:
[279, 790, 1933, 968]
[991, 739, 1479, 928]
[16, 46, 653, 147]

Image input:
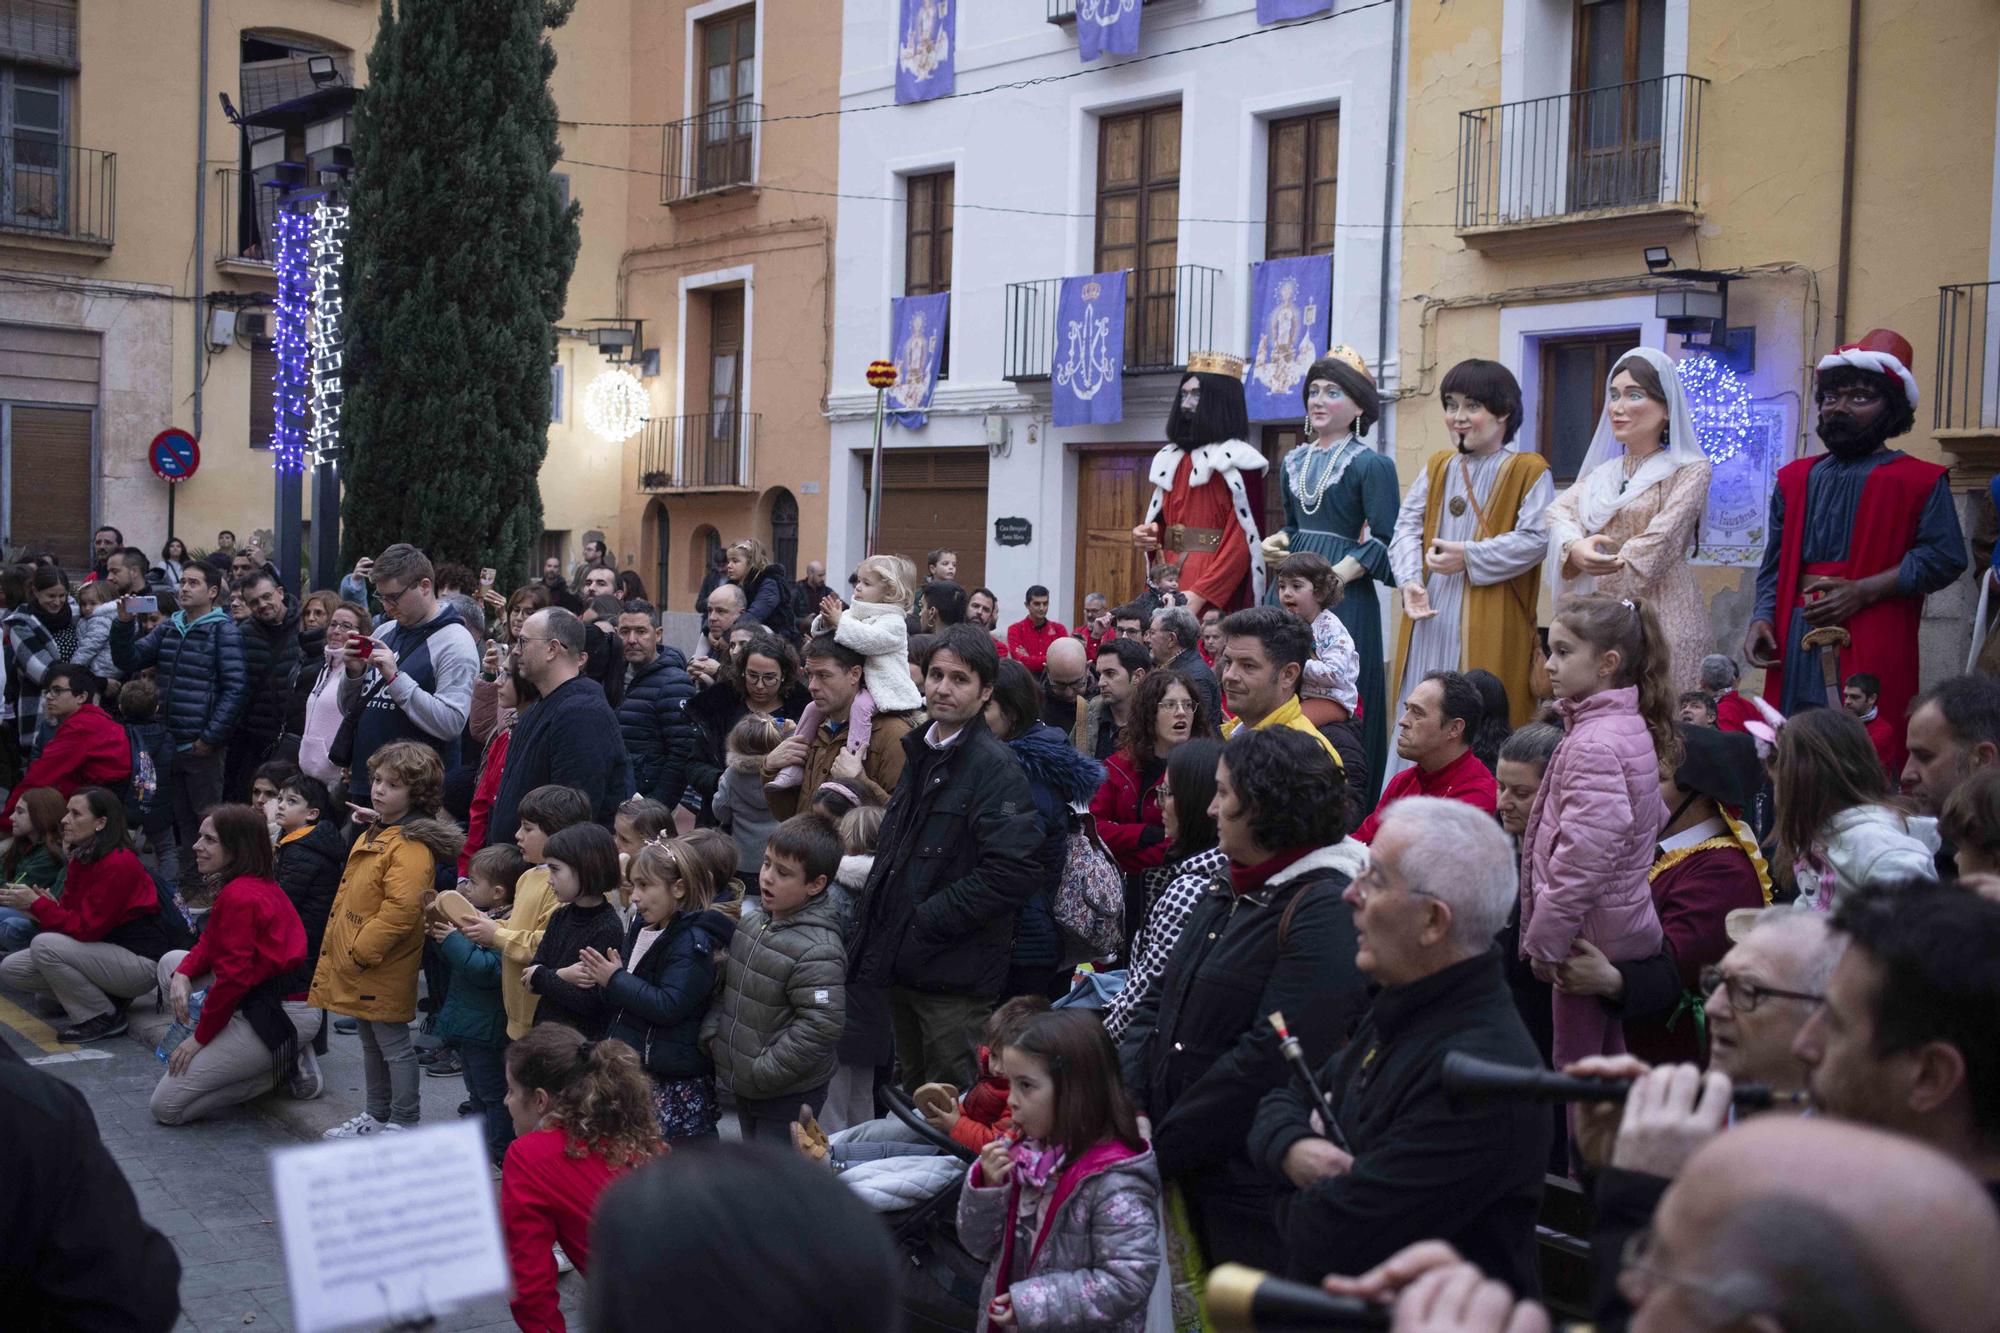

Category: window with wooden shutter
[1096, 103, 1181, 369]
[250, 342, 276, 449]
[0, 0, 76, 70]
[906, 169, 953, 378]
[1537, 329, 1640, 484]
[1265, 110, 1338, 261]
[5, 402, 91, 566]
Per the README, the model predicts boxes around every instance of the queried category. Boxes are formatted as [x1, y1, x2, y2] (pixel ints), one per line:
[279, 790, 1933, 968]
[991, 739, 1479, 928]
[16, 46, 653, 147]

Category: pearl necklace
[1288, 431, 1360, 517]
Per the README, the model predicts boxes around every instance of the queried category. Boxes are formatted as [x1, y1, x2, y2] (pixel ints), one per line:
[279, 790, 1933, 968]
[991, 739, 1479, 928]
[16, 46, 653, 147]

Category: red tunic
[1714, 692, 1759, 735]
[1159, 453, 1261, 612]
[1624, 844, 1766, 1068]
[1764, 453, 1946, 776]
[1353, 746, 1497, 844]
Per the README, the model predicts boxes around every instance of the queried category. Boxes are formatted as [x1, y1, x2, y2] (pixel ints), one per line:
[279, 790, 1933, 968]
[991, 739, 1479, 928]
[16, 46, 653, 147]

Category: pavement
[0, 984, 587, 1332]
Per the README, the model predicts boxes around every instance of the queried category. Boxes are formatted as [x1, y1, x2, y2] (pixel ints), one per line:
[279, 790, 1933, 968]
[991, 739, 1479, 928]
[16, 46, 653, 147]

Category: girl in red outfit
[151, 804, 317, 1124]
[501, 1024, 661, 1333]
[0, 787, 170, 1042]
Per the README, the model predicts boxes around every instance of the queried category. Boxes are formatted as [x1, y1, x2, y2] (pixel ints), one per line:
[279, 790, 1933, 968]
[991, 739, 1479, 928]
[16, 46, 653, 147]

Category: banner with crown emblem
[886, 292, 950, 428]
[1076, 0, 1142, 62]
[1052, 270, 1126, 426]
[1257, 0, 1333, 20]
[1245, 255, 1331, 422]
[895, 0, 954, 104]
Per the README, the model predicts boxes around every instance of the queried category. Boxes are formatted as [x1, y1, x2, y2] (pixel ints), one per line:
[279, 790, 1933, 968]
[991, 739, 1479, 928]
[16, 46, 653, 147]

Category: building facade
[828, 0, 1404, 622]
[0, 0, 830, 611]
[1392, 0, 2000, 681]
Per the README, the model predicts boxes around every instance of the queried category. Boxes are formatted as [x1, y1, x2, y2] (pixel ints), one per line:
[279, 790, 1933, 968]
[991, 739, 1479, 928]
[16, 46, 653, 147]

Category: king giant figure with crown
[1131, 352, 1269, 616]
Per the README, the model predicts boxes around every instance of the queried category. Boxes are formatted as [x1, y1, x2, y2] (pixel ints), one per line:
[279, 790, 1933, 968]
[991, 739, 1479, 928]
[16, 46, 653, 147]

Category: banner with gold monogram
[1052, 271, 1126, 426]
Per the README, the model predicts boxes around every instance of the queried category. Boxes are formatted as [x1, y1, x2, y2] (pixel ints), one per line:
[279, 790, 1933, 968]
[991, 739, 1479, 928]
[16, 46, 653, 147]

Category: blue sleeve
[602, 947, 716, 1027]
[204, 621, 251, 746]
[439, 930, 503, 989]
[744, 577, 781, 625]
[110, 619, 161, 673]
[1901, 475, 1969, 596]
[1752, 482, 1786, 624]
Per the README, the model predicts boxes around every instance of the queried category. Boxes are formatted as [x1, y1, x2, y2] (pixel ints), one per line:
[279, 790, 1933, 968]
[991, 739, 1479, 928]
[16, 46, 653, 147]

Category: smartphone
[350, 635, 378, 656]
[127, 595, 158, 614]
[479, 567, 496, 588]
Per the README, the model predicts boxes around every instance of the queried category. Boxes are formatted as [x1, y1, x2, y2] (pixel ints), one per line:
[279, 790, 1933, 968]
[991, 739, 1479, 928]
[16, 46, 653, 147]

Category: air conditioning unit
[236, 309, 272, 342]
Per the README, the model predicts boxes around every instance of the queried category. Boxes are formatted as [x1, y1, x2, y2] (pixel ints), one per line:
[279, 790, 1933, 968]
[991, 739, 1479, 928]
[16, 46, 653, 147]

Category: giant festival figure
[1132, 353, 1268, 617]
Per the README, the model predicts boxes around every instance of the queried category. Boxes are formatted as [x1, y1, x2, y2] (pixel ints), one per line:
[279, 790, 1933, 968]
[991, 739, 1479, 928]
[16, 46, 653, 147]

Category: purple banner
[894, 0, 954, 104]
[1076, 0, 1142, 62]
[1052, 271, 1126, 426]
[1257, 0, 1333, 21]
[1245, 255, 1332, 422]
[887, 291, 950, 429]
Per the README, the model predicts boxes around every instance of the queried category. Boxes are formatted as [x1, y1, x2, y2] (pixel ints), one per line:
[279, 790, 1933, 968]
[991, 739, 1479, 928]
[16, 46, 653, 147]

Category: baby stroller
[835, 1084, 987, 1333]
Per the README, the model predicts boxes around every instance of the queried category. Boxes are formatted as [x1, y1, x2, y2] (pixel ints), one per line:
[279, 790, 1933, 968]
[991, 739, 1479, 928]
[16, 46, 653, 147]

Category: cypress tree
[338, 0, 580, 582]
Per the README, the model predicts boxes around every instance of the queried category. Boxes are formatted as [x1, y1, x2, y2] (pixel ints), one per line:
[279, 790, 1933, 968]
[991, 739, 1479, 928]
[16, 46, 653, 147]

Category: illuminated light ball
[1675, 352, 1755, 467]
[582, 368, 649, 442]
[866, 359, 898, 389]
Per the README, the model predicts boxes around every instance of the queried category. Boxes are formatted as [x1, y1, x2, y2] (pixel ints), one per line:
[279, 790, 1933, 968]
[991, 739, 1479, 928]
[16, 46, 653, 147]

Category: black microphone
[1205, 1264, 1391, 1331]
[1440, 1052, 1807, 1113]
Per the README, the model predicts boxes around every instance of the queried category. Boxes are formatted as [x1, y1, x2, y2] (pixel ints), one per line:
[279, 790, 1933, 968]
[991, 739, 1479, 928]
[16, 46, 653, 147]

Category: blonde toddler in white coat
[769, 555, 925, 789]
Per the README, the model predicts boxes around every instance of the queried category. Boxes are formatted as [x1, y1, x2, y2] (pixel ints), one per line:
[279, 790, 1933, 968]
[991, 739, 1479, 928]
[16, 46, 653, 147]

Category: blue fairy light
[1676, 352, 1755, 466]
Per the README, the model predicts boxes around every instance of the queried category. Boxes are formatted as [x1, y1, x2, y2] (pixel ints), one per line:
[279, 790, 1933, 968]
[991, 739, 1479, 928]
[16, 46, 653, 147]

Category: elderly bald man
[1038, 635, 1091, 737]
[1329, 1117, 2000, 1333]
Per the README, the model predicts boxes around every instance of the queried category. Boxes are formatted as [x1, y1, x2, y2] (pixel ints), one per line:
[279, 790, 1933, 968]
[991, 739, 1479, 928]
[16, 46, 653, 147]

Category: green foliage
[338, 0, 581, 585]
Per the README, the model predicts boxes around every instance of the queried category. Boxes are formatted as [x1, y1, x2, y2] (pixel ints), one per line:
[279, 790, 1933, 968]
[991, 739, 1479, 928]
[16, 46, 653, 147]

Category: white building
[827, 0, 1406, 622]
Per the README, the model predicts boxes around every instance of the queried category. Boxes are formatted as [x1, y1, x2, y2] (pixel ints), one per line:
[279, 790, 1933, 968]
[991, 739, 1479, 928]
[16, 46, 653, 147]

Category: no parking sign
[148, 428, 200, 484]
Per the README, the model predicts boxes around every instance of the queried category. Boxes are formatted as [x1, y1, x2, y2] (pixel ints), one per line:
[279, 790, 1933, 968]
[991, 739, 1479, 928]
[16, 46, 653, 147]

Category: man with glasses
[338, 543, 478, 787]
[0, 664, 129, 827]
[1249, 795, 1548, 1291]
[1745, 328, 1965, 764]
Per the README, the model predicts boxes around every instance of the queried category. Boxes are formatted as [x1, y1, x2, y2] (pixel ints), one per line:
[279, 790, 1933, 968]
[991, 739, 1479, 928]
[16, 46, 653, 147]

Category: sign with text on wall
[995, 517, 1033, 547]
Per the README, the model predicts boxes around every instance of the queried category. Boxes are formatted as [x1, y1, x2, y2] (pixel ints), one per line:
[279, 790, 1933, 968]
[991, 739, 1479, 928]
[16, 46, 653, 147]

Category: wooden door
[6, 404, 91, 567]
[1074, 451, 1150, 623]
[1570, 0, 1666, 210]
[862, 449, 988, 593]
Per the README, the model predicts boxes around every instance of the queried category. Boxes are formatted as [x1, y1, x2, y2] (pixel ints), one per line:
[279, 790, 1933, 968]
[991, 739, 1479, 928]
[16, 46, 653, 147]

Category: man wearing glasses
[0, 664, 130, 824]
[338, 543, 479, 789]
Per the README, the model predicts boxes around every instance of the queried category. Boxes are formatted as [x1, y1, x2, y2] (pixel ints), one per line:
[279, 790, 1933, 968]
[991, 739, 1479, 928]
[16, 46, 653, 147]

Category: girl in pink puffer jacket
[1522, 596, 1672, 1069]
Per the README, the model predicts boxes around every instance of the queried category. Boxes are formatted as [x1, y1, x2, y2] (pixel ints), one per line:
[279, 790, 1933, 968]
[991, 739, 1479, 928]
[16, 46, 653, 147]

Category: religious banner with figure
[887, 291, 949, 428]
[1693, 397, 1787, 565]
[1052, 270, 1126, 426]
[1245, 254, 1331, 422]
[1076, 0, 1143, 62]
[895, 0, 954, 104]
[1257, 0, 1333, 20]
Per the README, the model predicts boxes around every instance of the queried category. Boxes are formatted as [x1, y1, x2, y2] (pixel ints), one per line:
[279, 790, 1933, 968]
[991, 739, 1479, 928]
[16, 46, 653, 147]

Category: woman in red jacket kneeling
[152, 803, 321, 1124]
[502, 1025, 662, 1333]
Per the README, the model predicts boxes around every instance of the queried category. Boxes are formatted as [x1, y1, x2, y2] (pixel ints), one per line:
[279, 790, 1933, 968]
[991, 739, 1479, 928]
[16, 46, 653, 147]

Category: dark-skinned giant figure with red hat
[1745, 329, 1967, 773]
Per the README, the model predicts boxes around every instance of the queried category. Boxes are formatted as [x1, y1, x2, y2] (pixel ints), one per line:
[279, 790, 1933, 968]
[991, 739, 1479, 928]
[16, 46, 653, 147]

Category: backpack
[1053, 811, 1124, 958]
[126, 724, 158, 807]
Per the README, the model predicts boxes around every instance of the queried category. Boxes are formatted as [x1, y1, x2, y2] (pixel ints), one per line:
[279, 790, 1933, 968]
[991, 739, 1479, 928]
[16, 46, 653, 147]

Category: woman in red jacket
[0, 787, 168, 1042]
[502, 1025, 661, 1333]
[151, 803, 319, 1125]
[1090, 670, 1216, 874]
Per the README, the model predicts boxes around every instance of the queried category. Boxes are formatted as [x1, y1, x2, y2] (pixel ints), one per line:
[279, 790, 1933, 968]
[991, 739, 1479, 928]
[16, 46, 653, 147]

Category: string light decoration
[269, 208, 314, 475]
[1675, 352, 1755, 466]
[306, 198, 349, 467]
[582, 367, 648, 442]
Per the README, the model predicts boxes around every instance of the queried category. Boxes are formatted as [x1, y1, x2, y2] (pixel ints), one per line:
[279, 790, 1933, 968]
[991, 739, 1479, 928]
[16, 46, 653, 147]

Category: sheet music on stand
[271, 1119, 510, 1333]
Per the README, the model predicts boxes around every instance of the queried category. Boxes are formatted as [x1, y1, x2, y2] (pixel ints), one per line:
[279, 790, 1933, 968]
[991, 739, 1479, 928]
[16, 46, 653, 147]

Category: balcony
[638, 413, 758, 492]
[660, 102, 759, 204]
[1456, 74, 1705, 254]
[1935, 282, 2000, 484]
[0, 137, 113, 249]
[1003, 263, 1220, 382]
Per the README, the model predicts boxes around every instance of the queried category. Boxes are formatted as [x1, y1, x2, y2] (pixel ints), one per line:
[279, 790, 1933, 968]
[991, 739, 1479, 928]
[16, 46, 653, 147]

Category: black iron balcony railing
[638, 413, 758, 491]
[1936, 282, 2000, 432]
[215, 168, 272, 265]
[0, 137, 113, 245]
[1457, 74, 1705, 230]
[1046, 0, 1164, 23]
[661, 102, 759, 203]
[1004, 263, 1220, 382]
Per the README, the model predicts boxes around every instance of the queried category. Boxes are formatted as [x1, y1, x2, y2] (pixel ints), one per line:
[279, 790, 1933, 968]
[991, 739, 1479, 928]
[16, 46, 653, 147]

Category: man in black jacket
[226, 569, 302, 797]
[1248, 794, 1548, 1291]
[850, 623, 1041, 1091]
[1118, 726, 1369, 1271]
[614, 601, 697, 809]
[486, 607, 633, 844]
[0, 1041, 181, 1329]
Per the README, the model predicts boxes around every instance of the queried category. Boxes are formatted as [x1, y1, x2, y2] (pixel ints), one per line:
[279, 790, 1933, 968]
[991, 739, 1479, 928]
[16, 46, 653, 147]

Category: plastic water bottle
[156, 988, 207, 1062]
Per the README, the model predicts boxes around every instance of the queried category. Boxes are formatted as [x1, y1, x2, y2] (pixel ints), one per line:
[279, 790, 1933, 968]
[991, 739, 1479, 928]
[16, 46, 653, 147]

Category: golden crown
[1187, 351, 1246, 380]
[1325, 344, 1372, 381]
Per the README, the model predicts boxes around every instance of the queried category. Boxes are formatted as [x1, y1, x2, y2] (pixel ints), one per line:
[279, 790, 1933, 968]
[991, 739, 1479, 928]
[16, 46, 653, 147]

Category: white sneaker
[323, 1112, 387, 1139]
[553, 1244, 573, 1275]
[289, 1046, 324, 1100]
[381, 1122, 410, 1133]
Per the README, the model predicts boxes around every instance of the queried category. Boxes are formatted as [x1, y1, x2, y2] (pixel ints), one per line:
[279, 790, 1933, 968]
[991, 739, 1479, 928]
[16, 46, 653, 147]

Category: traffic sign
[149, 429, 200, 484]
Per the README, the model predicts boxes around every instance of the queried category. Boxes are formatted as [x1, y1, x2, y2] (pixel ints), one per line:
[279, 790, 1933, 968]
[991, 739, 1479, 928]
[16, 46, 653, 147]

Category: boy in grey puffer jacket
[702, 813, 846, 1141]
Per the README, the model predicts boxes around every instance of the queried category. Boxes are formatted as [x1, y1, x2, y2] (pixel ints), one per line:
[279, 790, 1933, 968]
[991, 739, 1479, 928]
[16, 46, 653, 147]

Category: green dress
[1276, 437, 1401, 803]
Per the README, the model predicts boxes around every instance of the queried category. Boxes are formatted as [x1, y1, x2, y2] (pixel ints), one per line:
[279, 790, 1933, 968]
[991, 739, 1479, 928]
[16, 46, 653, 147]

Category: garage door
[861, 448, 989, 593]
[0, 322, 98, 569]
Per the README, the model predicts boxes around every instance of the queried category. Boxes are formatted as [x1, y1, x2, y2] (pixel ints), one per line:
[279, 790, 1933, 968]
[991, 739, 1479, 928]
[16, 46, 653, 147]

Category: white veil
[1569, 346, 1706, 535]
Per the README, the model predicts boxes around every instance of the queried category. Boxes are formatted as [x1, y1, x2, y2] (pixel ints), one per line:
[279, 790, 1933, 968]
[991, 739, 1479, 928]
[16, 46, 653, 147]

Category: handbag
[1053, 811, 1124, 958]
